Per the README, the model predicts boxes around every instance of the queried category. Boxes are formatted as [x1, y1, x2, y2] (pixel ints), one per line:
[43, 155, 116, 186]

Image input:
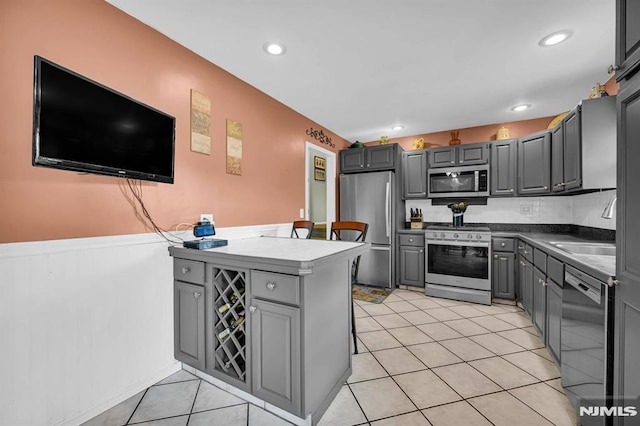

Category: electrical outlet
[200, 213, 214, 223]
[520, 205, 532, 215]
[299, 208, 305, 219]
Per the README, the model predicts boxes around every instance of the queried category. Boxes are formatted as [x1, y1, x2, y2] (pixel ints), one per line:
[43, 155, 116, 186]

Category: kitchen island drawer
[492, 238, 515, 252]
[399, 234, 424, 246]
[251, 270, 300, 305]
[174, 259, 205, 284]
[534, 248, 547, 273]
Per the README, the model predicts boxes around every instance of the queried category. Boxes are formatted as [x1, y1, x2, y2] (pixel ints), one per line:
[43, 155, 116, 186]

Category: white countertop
[203, 236, 367, 262]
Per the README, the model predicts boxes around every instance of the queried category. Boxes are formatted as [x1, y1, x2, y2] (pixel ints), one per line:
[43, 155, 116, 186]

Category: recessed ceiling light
[391, 125, 404, 131]
[539, 30, 573, 47]
[263, 41, 287, 56]
[511, 104, 531, 112]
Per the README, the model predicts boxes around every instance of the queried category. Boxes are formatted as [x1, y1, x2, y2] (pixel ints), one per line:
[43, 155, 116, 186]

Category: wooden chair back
[329, 221, 368, 242]
[291, 220, 314, 239]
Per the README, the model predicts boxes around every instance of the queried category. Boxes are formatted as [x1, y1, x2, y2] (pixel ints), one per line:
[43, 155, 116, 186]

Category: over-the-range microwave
[427, 164, 489, 198]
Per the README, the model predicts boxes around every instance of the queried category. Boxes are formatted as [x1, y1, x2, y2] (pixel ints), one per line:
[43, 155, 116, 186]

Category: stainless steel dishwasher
[561, 265, 614, 426]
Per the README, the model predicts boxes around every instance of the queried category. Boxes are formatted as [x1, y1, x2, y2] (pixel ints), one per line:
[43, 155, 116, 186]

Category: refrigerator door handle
[385, 181, 390, 237]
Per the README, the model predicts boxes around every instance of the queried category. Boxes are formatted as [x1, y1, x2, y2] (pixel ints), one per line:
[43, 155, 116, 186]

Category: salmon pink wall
[368, 116, 557, 150]
[0, 0, 348, 243]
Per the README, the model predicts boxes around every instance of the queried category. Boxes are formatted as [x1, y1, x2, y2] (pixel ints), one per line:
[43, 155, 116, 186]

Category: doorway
[305, 142, 336, 240]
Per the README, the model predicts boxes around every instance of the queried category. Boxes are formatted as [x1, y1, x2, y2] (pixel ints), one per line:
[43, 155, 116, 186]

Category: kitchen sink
[547, 241, 616, 256]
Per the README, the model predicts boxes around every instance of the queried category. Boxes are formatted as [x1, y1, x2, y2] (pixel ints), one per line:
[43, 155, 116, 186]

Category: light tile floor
[84, 289, 577, 426]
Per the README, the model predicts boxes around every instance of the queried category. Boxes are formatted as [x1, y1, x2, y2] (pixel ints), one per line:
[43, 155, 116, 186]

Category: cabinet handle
[266, 282, 277, 291]
[181, 267, 190, 274]
[518, 246, 524, 250]
[510, 188, 514, 192]
[543, 186, 548, 190]
[608, 64, 619, 74]
[543, 281, 548, 287]
[409, 238, 414, 242]
[460, 160, 464, 163]
[419, 249, 423, 253]
[249, 306, 257, 314]
[193, 292, 201, 299]
[494, 254, 498, 259]
[500, 242, 506, 248]
[450, 160, 455, 164]
[608, 277, 620, 287]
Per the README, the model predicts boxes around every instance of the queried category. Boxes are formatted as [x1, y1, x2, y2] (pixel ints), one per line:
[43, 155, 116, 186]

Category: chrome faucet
[601, 195, 617, 219]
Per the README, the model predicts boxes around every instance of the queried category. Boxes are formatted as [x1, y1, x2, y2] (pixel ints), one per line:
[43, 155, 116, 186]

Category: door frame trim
[305, 142, 336, 239]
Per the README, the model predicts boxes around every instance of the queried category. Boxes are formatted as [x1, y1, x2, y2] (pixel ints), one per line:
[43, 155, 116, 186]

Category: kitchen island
[169, 236, 369, 426]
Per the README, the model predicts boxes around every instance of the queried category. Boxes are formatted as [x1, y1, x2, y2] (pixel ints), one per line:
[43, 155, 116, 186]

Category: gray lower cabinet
[546, 277, 562, 364]
[492, 237, 516, 299]
[517, 130, 551, 195]
[174, 280, 206, 371]
[251, 298, 300, 414]
[402, 149, 428, 199]
[490, 139, 517, 196]
[519, 257, 534, 317]
[398, 233, 425, 287]
[532, 267, 547, 342]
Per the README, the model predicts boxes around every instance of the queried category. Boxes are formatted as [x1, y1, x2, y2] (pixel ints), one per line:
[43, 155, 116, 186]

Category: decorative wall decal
[226, 119, 243, 175]
[306, 127, 335, 148]
[190, 90, 211, 154]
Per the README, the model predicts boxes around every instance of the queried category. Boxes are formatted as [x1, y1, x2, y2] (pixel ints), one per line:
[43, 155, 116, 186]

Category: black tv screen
[33, 56, 175, 183]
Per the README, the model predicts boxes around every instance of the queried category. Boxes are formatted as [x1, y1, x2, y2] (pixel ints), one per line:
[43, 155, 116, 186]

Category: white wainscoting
[0, 223, 291, 426]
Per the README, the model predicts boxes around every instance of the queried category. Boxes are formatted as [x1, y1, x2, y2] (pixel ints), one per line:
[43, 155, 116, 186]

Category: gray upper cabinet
[550, 124, 565, 193]
[615, 0, 640, 82]
[517, 130, 551, 195]
[429, 142, 489, 168]
[490, 139, 517, 196]
[339, 148, 366, 173]
[562, 108, 582, 191]
[458, 143, 490, 165]
[402, 149, 428, 199]
[339, 144, 397, 173]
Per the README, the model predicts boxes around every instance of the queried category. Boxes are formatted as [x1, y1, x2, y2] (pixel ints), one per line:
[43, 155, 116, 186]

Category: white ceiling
[106, 0, 615, 143]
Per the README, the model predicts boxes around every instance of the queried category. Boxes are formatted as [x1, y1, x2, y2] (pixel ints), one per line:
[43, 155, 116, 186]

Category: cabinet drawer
[174, 259, 205, 284]
[399, 234, 425, 247]
[492, 238, 515, 252]
[518, 242, 534, 262]
[534, 248, 547, 274]
[251, 270, 300, 305]
[547, 256, 564, 285]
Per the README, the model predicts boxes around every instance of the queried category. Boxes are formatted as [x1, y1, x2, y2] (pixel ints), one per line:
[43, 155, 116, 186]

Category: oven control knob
[453, 233, 458, 238]
[476, 235, 482, 239]
[440, 233, 445, 238]
[467, 234, 473, 239]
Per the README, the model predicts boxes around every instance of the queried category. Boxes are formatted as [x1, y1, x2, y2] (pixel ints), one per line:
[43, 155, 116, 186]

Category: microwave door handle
[385, 181, 390, 237]
[474, 171, 479, 192]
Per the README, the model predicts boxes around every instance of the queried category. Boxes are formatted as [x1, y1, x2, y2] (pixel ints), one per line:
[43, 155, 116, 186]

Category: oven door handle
[427, 240, 489, 249]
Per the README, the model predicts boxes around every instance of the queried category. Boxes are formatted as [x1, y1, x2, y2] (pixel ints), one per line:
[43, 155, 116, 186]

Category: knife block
[410, 213, 424, 229]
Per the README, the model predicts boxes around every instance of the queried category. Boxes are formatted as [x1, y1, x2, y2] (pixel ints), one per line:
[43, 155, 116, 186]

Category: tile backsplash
[406, 189, 616, 231]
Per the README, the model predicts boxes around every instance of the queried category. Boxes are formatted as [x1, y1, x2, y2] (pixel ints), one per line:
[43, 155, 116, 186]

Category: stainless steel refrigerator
[340, 170, 395, 288]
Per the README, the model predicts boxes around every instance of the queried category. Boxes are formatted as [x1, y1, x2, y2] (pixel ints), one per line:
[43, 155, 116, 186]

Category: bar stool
[290, 220, 314, 239]
[330, 221, 369, 354]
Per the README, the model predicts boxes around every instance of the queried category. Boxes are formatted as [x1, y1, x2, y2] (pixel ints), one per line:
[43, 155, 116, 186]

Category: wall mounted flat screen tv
[33, 55, 176, 184]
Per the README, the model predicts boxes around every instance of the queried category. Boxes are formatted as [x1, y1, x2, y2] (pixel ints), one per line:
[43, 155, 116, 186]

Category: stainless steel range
[425, 225, 492, 305]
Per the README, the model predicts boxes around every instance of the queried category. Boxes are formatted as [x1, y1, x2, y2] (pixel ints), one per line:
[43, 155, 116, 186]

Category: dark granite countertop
[399, 223, 616, 282]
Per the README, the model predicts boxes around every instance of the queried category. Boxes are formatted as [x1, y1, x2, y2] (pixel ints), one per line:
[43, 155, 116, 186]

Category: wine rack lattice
[212, 267, 247, 382]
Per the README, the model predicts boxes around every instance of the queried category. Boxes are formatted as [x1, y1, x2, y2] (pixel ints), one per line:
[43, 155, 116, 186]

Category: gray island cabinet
[169, 236, 368, 425]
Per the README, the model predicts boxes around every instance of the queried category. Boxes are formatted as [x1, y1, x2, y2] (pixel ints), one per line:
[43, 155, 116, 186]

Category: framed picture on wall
[314, 168, 326, 181]
[314, 156, 326, 170]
